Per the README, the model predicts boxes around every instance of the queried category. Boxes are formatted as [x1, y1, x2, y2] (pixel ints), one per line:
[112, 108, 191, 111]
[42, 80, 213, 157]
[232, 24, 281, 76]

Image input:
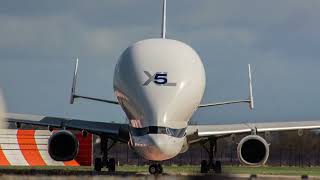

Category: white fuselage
[113, 38, 206, 161]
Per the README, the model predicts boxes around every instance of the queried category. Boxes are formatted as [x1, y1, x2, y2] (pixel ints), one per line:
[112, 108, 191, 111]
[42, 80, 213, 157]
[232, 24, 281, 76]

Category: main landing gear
[149, 163, 163, 174]
[200, 138, 222, 174]
[94, 137, 117, 172]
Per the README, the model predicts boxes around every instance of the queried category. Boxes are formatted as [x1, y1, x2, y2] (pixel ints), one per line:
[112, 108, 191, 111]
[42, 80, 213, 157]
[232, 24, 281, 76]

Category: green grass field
[118, 165, 320, 176]
[1, 165, 320, 176]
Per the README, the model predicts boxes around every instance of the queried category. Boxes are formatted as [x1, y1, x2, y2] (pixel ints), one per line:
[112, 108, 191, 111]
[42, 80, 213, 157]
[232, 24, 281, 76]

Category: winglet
[161, 0, 167, 39]
[0, 89, 8, 128]
[70, 58, 79, 104]
[248, 64, 254, 110]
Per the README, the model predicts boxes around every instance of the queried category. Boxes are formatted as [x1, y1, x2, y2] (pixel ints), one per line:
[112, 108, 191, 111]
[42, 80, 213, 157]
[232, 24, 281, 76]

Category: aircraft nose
[133, 134, 184, 161]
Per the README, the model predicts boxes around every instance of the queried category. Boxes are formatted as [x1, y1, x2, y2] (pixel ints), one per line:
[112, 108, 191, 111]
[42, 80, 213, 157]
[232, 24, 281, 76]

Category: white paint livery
[114, 39, 205, 160]
[133, 135, 185, 161]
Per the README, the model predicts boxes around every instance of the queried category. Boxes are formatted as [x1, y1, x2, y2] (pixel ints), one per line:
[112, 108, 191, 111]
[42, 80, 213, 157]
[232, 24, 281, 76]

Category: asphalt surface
[0, 169, 317, 180]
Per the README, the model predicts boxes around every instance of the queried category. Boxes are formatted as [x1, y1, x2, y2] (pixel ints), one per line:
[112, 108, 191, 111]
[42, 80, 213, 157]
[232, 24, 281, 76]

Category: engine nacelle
[237, 135, 269, 166]
[48, 130, 79, 161]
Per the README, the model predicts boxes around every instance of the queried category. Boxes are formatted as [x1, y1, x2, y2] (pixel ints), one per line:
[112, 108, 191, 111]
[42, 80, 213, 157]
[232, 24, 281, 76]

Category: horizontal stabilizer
[198, 64, 254, 109]
[69, 59, 119, 105]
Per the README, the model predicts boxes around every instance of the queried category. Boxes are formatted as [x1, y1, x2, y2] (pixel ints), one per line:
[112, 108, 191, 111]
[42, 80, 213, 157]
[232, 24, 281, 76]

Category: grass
[117, 165, 320, 176]
[1, 165, 320, 176]
[222, 166, 320, 176]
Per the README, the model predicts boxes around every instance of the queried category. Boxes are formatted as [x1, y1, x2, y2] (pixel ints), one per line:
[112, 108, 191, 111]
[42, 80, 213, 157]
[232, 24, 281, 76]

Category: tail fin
[70, 58, 79, 104]
[161, 0, 167, 39]
[0, 89, 8, 128]
[248, 64, 254, 110]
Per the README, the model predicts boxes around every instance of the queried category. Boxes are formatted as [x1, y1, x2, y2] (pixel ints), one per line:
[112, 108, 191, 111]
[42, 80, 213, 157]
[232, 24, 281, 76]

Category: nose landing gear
[149, 163, 163, 174]
[200, 138, 222, 174]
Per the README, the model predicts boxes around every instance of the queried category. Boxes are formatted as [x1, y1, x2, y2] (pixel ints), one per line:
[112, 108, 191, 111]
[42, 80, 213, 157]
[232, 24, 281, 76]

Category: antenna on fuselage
[161, 0, 167, 39]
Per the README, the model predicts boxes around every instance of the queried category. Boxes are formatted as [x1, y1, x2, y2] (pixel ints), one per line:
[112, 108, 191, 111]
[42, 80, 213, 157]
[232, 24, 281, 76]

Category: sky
[0, 0, 320, 124]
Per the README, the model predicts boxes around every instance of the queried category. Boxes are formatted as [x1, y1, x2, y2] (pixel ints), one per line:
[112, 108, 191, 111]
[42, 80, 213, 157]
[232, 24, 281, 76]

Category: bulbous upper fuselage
[113, 38, 205, 160]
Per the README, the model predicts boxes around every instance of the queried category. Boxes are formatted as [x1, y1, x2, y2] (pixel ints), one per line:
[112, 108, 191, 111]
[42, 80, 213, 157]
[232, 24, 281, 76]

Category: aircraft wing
[186, 120, 320, 143]
[6, 113, 129, 143]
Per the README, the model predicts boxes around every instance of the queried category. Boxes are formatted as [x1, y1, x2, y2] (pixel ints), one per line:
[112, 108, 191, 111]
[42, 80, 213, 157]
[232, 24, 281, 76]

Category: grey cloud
[0, 14, 157, 59]
[0, 1, 320, 123]
[169, 0, 320, 60]
[0, 0, 74, 17]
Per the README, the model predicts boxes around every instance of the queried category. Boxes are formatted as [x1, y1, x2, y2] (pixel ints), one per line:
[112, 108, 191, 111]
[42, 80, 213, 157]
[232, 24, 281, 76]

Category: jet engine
[237, 135, 269, 166]
[48, 130, 79, 161]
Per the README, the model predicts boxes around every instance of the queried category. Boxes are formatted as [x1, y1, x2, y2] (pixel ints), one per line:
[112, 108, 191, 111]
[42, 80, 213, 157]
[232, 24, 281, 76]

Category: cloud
[0, 14, 157, 60]
[169, 0, 320, 60]
[1, 1, 320, 123]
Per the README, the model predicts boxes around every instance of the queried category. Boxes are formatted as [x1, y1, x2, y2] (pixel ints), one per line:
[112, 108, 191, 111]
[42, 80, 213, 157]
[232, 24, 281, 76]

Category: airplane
[5, 0, 320, 175]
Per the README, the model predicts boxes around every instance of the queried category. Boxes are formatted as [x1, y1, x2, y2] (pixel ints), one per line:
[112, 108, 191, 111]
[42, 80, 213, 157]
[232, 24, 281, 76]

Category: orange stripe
[63, 160, 79, 166]
[17, 130, 46, 166]
[0, 146, 10, 166]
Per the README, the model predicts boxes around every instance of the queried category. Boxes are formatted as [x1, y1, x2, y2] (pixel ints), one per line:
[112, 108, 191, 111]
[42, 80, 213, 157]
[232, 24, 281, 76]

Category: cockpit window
[130, 126, 186, 138]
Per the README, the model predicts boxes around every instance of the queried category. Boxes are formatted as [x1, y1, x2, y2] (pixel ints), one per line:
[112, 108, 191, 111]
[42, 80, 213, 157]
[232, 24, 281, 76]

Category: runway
[0, 174, 316, 180]
[0, 168, 317, 180]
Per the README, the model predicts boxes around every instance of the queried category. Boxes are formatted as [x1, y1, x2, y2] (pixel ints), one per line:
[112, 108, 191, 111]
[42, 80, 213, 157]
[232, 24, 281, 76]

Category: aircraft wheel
[94, 158, 103, 172]
[149, 164, 158, 174]
[214, 161, 222, 174]
[108, 158, 116, 172]
[200, 160, 208, 173]
[157, 164, 163, 174]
